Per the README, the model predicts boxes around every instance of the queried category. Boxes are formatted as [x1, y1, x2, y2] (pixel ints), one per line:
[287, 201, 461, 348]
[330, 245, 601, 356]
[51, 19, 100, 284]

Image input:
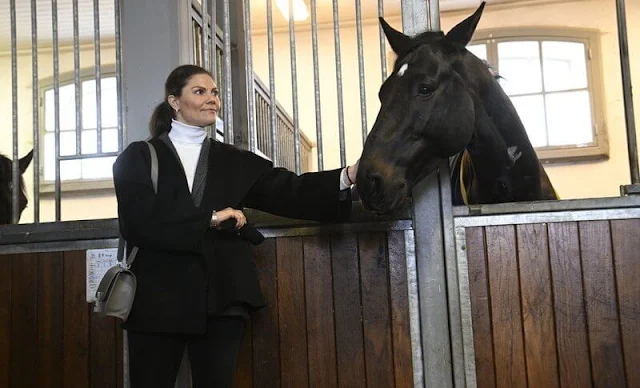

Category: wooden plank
[331, 233, 366, 388]
[276, 237, 309, 386]
[387, 231, 413, 388]
[465, 227, 496, 388]
[63, 250, 90, 388]
[10, 253, 38, 388]
[115, 321, 123, 388]
[485, 225, 526, 388]
[0, 255, 12, 388]
[233, 318, 253, 388]
[548, 222, 592, 388]
[251, 238, 280, 387]
[611, 219, 640, 388]
[37, 252, 64, 388]
[516, 224, 559, 388]
[579, 221, 626, 388]
[359, 232, 394, 388]
[89, 308, 117, 388]
[304, 234, 337, 388]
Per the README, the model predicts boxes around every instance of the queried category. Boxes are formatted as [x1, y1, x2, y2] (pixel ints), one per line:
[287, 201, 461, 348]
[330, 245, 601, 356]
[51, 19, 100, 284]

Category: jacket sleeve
[244, 166, 352, 222]
[112, 141, 211, 254]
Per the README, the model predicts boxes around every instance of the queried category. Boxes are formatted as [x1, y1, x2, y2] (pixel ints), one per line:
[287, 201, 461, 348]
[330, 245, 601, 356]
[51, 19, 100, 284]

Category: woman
[112, 64, 358, 387]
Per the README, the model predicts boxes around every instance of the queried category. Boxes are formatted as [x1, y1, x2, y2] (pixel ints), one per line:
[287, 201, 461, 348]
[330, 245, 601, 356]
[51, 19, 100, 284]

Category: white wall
[0, 44, 117, 222]
[251, 0, 640, 199]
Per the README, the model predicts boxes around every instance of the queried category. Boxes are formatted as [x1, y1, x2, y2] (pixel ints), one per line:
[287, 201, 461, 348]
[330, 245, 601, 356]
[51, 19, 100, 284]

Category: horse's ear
[379, 17, 412, 56]
[445, 2, 485, 51]
[19, 150, 33, 173]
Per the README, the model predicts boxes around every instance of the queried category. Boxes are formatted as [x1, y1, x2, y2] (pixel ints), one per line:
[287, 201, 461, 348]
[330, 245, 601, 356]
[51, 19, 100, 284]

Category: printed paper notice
[86, 248, 119, 303]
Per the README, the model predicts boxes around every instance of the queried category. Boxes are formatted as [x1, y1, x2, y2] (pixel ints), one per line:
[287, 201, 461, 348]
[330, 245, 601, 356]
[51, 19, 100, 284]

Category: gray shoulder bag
[93, 141, 158, 321]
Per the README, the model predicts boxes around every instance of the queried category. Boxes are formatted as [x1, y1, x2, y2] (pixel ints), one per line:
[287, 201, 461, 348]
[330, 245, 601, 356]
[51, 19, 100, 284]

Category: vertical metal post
[378, 0, 388, 82]
[310, 0, 324, 170]
[266, 0, 279, 166]
[222, 0, 234, 144]
[332, 0, 346, 167]
[615, 0, 640, 194]
[53, 0, 62, 221]
[287, 0, 301, 174]
[93, 0, 103, 153]
[73, 0, 83, 156]
[31, 0, 40, 223]
[10, 0, 19, 223]
[243, 0, 257, 153]
[115, 0, 124, 148]
[355, 0, 368, 146]
[201, 0, 209, 69]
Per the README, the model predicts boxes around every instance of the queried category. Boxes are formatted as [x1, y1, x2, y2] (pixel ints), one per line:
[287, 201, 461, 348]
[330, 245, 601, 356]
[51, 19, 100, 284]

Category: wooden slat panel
[579, 221, 626, 388]
[304, 235, 337, 388]
[516, 224, 559, 388]
[233, 318, 253, 388]
[115, 322, 123, 388]
[465, 227, 496, 388]
[37, 252, 64, 388]
[387, 231, 413, 387]
[10, 253, 38, 388]
[276, 237, 309, 386]
[548, 222, 592, 388]
[485, 225, 526, 388]
[359, 232, 394, 388]
[89, 313, 117, 388]
[331, 233, 366, 388]
[251, 239, 280, 387]
[63, 251, 90, 388]
[0, 255, 12, 388]
[611, 219, 640, 388]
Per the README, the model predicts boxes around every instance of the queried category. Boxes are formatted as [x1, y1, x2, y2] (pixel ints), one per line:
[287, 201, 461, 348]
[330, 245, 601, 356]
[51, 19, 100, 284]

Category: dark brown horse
[0, 150, 33, 224]
[356, 2, 557, 214]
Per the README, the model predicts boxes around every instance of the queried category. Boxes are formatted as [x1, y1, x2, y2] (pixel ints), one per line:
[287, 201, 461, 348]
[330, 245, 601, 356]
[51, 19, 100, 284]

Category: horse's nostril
[368, 172, 382, 192]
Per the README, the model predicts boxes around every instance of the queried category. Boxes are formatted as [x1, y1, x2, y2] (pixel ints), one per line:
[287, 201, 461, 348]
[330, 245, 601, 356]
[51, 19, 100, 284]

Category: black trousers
[127, 316, 245, 388]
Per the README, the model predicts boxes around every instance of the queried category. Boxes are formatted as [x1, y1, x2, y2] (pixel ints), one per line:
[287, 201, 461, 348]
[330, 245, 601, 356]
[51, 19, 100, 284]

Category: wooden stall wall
[1, 230, 413, 387]
[0, 250, 123, 388]
[466, 218, 640, 388]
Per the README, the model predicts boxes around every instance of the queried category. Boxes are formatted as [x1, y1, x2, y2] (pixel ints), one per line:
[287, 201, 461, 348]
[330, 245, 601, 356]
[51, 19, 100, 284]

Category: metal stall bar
[53, 0, 62, 221]
[73, 0, 83, 155]
[222, 0, 233, 144]
[332, 0, 346, 166]
[378, 0, 387, 82]
[266, 0, 279, 166]
[115, 0, 124, 148]
[355, 0, 368, 146]
[10, 0, 19, 223]
[31, 0, 41, 222]
[94, 0, 103, 153]
[201, 0, 209, 69]
[210, 0, 217, 78]
[616, 0, 640, 193]
[287, 0, 301, 174]
[310, 0, 324, 170]
[243, 0, 256, 153]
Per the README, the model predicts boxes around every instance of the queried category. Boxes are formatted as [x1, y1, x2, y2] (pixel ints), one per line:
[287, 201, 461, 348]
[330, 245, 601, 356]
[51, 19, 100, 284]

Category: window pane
[45, 84, 76, 132]
[82, 77, 117, 129]
[44, 136, 82, 181]
[498, 41, 542, 95]
[510, 95, 547, 147]
[467, 44, 487, 61]
[81, 156, 116, 180]
[546, 91, 593, 146]
[81, 128, 119, 154]
[542, 41, 588, 92]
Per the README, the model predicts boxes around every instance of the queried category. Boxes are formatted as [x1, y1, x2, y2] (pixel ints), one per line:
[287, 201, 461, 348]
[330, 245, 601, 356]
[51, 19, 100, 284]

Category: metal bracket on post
[621, 184, 640, 196]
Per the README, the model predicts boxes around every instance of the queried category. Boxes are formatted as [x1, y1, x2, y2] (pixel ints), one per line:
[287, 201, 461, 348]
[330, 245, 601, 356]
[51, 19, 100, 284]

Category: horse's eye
[418, 84, 435, 96]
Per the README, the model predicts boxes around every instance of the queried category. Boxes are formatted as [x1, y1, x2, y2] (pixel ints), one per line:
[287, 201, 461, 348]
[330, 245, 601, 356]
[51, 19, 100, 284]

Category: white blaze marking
[398, 63, 408, 77]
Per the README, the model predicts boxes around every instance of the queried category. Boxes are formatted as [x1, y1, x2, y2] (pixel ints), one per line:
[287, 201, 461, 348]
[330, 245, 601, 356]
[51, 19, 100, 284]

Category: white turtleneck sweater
[169, 119, 352, 192]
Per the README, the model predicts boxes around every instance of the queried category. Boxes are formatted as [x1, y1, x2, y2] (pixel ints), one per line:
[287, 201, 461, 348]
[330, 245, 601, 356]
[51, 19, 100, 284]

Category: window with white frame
[468, 28, 607, 161]
[42, 76, 118, 185]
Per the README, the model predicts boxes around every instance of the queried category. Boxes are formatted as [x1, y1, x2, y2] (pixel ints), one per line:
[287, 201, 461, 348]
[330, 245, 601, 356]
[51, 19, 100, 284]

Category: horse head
[0, 150, 33, 224]
[357, 3, 487, 214]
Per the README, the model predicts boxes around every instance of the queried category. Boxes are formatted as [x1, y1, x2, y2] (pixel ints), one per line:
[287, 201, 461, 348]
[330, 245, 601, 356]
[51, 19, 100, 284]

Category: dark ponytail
[148, 64, 214, 137]
[149, 100, 175, 137]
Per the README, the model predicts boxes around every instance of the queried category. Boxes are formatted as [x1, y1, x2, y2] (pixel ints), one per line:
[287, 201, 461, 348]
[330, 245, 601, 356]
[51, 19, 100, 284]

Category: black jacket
[113, 136, 351, 334]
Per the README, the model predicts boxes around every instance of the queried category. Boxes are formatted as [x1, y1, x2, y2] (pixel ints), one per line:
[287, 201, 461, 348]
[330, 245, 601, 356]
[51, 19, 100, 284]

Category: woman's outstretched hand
[348, 159, 359, 184]
[213, 207, 246, 229]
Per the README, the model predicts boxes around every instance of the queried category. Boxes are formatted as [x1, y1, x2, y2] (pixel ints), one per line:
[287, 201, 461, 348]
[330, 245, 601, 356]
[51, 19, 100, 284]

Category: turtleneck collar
[169, 119, 207, 144]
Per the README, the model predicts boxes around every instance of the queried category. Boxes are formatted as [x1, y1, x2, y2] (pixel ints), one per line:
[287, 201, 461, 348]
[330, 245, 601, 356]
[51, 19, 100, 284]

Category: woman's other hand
[348, 159, 359, 184]
[213, 207, 246, 229]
